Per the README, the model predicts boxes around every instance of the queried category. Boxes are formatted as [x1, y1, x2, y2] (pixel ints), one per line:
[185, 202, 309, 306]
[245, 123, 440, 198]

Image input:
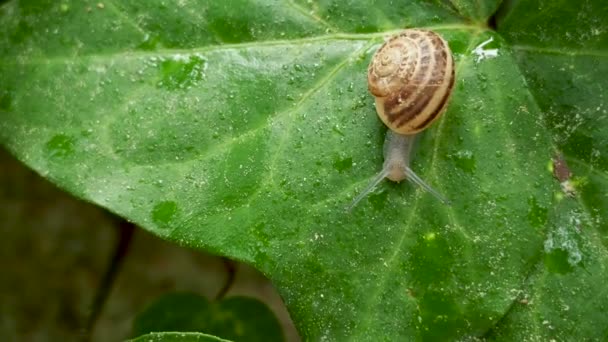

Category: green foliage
[128, 332, 230, 342]
[132, 293, 283, 342]
[1, 0, 606, 340]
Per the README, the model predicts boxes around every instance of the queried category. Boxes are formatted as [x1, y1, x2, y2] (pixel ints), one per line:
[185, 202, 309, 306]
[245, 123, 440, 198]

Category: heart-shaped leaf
[1, 0, 606, 339]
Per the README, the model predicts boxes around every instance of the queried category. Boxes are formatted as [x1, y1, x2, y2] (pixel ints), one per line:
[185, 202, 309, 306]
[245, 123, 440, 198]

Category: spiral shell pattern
[368, 29, 455, 135]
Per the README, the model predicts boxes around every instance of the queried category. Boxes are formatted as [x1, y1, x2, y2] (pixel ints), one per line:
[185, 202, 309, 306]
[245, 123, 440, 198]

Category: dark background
[0, 147, 298, 341]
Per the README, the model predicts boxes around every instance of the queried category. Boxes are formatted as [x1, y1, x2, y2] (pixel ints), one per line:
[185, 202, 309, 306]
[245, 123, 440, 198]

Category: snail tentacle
[346, 169, 391, 212]
[403, 167, 452, 205]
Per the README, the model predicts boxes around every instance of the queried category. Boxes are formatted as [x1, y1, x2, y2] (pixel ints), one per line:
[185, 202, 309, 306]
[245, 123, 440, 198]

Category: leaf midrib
[1, 24, 480, 66]
[350, 31, 484, 339]
[512, 45, 608, 57]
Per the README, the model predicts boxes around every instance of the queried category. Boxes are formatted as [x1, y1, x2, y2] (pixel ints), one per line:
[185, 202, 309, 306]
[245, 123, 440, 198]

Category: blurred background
[0, 147, 299, 341]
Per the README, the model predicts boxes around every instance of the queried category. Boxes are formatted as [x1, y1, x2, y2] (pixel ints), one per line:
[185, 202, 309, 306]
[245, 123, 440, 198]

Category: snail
[349, 29, 455, 210]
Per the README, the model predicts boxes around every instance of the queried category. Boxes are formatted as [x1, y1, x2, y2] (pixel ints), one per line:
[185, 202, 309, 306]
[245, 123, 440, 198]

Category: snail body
[349, 29, 455, 209]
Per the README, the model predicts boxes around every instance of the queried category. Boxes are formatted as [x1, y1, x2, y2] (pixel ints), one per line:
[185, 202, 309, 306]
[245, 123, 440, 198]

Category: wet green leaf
[1, 0, 606, 340]
[482, 1, 608, 340]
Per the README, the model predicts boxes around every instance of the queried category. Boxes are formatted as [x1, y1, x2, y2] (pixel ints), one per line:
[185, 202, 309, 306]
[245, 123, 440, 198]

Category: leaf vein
[509, 41, 608, 256]
[351, 32, 481, 339]
[566, 156, 608, 182]
[250, 41, 376, 199]
[102, 0, 152, 41]
[512, 45, 608, 58]
[283, 0, 340, 33]
[1, 24, 478, 66]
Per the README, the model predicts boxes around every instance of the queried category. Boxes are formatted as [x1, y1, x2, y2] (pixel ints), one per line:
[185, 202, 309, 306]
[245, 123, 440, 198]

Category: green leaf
[497, 0, 608, 227]
[443, 0, 503, 22]
[132, 293, 283, 342]
[484, 196, 608, 340]
[128, 332, 230, 342]
[481, 0, 608, 339]
[1, 0, 606, 340]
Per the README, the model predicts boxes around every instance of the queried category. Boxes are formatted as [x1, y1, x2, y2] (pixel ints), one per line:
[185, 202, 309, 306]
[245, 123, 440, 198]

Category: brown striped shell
[368, 29, 455, 135]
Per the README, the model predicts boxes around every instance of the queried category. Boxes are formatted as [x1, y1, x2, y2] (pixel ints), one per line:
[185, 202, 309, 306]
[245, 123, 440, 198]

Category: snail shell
[368, 29, 455, 135]
[348, 29, 455, 210]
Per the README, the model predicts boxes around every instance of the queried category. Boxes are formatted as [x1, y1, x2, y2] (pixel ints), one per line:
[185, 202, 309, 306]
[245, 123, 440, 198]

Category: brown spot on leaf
[552, 153, 572, 182]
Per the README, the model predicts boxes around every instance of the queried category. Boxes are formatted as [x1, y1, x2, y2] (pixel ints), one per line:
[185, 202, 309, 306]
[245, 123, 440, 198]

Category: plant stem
[81, 219, 135, 341]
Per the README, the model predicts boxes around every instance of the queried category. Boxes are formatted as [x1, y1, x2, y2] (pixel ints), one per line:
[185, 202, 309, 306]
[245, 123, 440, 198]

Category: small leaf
[132, 293, 283, 342]
[128, 332, 230, 342]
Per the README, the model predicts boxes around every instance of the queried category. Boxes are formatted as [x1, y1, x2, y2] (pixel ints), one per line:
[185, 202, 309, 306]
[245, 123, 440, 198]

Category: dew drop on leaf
[157, 55, 206, 90]
[527, 197, 548, 228]
[544, 249, 574, 274]
[152, 200, 178, 228]
[368, 190, 388, 211]
[138, 34, 161, 51]
[45, 134, 75, 159]
[449, 149, 476, 173]
[332, 156, 352, 173]
[0, 89, 13, 111]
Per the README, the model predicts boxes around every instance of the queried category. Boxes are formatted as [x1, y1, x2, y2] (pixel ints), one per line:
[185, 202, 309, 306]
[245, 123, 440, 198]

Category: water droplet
[368, 190, 388, 211]
[332, 124, 344, 136]
[332, 156, 352, 173]
[527, 197, 548, 228]
[137, 34, 161, 51]
[156, 55, 206, 90]
[424, 232, 436, 241]
[45, 134, 75, 158]
[450, 150, 476, 173]
[543, 216, 584, 274]
[544, 249, 574, 274]
[151, 201, 178, 228]
[0, 89, 13, 111]
[351, 94, 368, 110]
